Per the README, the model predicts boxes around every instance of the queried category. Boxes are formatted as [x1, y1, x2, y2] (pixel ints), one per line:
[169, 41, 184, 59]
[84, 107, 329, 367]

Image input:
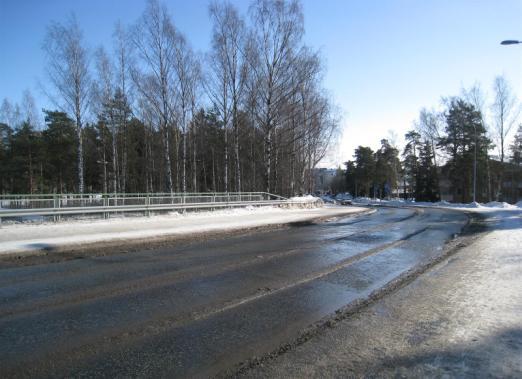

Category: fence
[0, 192, 312, 223]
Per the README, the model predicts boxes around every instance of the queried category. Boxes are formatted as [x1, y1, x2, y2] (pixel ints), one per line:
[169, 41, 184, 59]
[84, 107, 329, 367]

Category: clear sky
[1, 0, 521, 166]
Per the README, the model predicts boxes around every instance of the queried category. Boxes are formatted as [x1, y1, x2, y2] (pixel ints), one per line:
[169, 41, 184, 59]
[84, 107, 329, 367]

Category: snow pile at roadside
[288, 195, 322, 203]
[0, 205, 365, 255]
[166, 205, 275, 218]
[352, 197, 522, 211]
[483, 201, 518, 209]
[1, 205, 282, 227]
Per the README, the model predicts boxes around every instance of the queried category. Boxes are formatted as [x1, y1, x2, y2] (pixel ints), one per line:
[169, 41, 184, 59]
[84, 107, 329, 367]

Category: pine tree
[415, 140, 439, 202]
[438, 98, 491, 202]
[10, 121, 42, 193]
[42, 110, 77, 193]
[509, 124, 522, 202]
[374, 139, 400, 198]
[402, 130, 421, 198]
[344, 160, 356, 196]
[353, 146, 375, 197]
[510, 124, 522, 167]
[0, 123, 13, 193]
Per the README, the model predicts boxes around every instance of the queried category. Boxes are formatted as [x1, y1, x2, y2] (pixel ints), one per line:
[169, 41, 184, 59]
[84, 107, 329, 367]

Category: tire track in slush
[0, 209, 420, 319]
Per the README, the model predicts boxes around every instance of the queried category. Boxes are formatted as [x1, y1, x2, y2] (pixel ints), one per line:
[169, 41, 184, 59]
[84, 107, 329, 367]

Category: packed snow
[0, 204, 365, 255]
[288, 195, 323, 203]
[351, 197, 522, 212]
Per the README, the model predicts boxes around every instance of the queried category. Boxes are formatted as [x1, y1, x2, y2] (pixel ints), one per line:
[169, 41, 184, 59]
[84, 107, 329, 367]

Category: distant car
[320, 195, 335, 204]
[340, 199, 352, 205]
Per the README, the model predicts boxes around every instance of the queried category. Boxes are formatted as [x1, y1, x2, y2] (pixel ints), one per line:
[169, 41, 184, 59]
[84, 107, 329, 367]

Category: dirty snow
[352, 197, 522, 212]
[0, 205, 366, 255]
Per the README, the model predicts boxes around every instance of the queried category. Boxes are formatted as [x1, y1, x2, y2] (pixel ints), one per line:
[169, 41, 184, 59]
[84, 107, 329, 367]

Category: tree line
[337, 78, 521, 203]
[0, 0, 338, 196]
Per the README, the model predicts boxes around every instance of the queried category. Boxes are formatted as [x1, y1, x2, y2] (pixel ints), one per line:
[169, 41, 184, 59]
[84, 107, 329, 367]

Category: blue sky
[1, 0, 521, 165]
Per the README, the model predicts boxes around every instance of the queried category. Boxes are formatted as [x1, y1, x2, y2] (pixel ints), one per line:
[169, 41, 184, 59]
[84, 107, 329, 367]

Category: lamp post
[473, 123, 477, 203]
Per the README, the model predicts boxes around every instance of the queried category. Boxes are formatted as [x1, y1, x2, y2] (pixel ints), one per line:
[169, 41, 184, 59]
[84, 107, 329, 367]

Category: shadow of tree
[371, 328, 522, 377]
[24, 243, 56, 252]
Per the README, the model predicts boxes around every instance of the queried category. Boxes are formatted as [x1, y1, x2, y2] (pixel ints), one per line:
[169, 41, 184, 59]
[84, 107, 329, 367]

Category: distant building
[313, 168, 337, 193]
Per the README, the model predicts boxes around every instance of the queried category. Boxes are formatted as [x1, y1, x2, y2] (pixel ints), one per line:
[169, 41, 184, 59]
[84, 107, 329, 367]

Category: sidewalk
[0, 205, 369, 256]
[243, 209, 522, 377]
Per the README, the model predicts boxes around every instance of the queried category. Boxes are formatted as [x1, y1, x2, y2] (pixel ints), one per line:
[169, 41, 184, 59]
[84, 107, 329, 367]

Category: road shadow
[468, 210, 522, 233]
[369, 328, 522, 377]
[24, 243, 56, 252]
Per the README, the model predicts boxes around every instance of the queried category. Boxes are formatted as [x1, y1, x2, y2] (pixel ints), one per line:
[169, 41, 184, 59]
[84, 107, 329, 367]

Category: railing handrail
[0, 191, 284, 199]
[0, 198, 322, 223]
[0, 192, 323, 224]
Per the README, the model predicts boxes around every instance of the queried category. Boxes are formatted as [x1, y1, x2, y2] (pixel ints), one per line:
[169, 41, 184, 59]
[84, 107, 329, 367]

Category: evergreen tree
[510, 124, 522, 167]
[0, 123, 13, 193]
[508, 124, 522, 202]
[330, 167, 347, 194]
[344, 160, 356, 196]
[42, 110, 77, 193]
[415, 140, 440, 202]
[374, 139, 400, 198]
[9, 121, 42, 193]
[353, 146, 375, 197]
[125, 118, 148, 193]
[438, 98, 491, 202]
[81, 124, 102, 193]
[402, 130, 421, 198]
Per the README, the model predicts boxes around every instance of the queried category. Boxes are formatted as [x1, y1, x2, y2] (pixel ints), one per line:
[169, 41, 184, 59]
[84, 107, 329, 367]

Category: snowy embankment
[352, 197, 522, 212]
[0, 200, 367, 256]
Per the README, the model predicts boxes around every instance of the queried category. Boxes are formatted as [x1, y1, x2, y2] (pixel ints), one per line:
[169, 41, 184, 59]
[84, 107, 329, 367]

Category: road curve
[0, 207, 468, 377]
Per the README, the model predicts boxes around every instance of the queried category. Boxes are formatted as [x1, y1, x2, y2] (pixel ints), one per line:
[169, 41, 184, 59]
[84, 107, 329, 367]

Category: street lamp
[501, 40, 521, 45]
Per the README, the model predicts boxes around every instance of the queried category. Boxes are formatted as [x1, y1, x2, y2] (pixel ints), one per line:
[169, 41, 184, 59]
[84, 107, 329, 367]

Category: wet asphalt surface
[0, 207, 468, 378]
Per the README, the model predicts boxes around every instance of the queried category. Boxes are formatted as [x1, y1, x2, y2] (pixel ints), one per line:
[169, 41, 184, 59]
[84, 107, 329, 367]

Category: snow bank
[352, 197, 522, 211]
[288, 195, 322, 203]
[0, 205, 366, 255]
[484, 201, 518, 209]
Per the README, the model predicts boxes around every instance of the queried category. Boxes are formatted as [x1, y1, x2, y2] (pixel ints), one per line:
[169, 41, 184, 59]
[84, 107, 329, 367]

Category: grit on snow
[0, 203, 367, 255]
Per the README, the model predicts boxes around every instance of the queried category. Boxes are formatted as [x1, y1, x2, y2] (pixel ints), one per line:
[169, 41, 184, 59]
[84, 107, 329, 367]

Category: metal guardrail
[0, 192, 314, 223]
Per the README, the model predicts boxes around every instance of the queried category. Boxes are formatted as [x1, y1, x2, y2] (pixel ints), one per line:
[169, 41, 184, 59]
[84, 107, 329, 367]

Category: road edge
[0, 207, 374, 268]
[223, 209, 488, 378]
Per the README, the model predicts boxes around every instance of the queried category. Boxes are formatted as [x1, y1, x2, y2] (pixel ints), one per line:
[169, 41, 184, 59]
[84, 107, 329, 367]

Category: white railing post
[53, 195, 58, 222]
[103, 195, 108, 220]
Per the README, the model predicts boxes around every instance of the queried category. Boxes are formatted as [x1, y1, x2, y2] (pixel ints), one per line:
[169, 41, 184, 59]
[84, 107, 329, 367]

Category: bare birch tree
[171, 33, 200, 193]
[492, 75, 520, 164]
[209, 1, 247, 192]
[248, 0, 305, 193]
[21, 90, 40, 129]
[93, 47, 120, 193]
[43, 14, 91, 193]
[129, 0, 177, 193]
[0, 99, 22, 127]
[491, 75, 521, 200]
[416, 108, 442, 167]
[113, 21, 131, 193]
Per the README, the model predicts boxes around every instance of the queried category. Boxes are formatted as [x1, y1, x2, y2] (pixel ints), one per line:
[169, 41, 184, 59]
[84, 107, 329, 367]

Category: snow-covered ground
[288, 194, 322, 203]
[352, 197, 522, 211]
[0, 204, 366, 256]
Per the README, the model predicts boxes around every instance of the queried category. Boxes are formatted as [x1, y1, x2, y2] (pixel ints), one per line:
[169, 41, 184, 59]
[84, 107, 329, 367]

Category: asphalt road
[0, 207, 468, 378]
